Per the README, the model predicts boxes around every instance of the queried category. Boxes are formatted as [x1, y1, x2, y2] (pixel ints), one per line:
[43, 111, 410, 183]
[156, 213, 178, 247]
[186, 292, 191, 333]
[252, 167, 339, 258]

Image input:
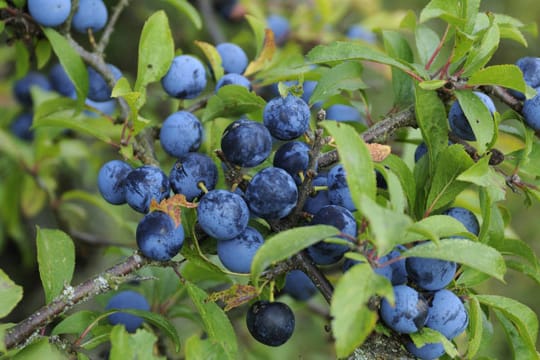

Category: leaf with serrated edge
[476, 294, 538, 355]
[404, 239, 506, 281]
[36, 228, 75, 303]
[186, 282, 238, 359]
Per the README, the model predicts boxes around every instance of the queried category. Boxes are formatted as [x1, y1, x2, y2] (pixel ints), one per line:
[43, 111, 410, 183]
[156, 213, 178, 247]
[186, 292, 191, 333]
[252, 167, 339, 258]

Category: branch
[4, 253, 150, 350]
[96, 0, 131, 55]
[482, 85, 523, 113]
[318, 106, 417, 168]
[196, 0, 226, 44]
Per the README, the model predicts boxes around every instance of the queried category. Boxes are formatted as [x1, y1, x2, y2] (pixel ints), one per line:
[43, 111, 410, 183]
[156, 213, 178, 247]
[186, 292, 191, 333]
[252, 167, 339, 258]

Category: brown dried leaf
[367, 143, 391, 162]
[244, 29, 276, 76]
[207, 284, 258, 311]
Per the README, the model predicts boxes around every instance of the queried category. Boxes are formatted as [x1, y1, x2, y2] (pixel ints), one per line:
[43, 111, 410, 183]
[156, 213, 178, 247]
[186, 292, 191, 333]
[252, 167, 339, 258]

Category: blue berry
[522, 92, 540, 131]
[443, 207, 480, 236]
[283, 270, 317, 301]
[374, 246, 408, 285]
[124, 166, 170, 213]
[245, 167, 298, 219]
[267, 15, 290, 46]
[405, 341, 445, 360]
[414, 142, 428, 162]
[246, 301, 295, 346]
[215, 73, 251, 92]
[10, 112, 34, 141]
[303, 175, 330, 215]
[263, 94, 311, 140]
[72, 0, 108, 34]
[273, 141, 310, 184]
[216, 43, 248, 74]
[97, 160, 133, 205]
[327, 164, 356, 211]
[169, 153, 218, 201]
[28, 0, 71, 27]
[510, 57, 540, 100]
[379, 285, 428, 334]
[346, 25, 376, 43]
[136, 211, 184, 261]
[406, 248, 457, 291]
[197, 190, 250, 240]
[221, 118, 272, 168]
[161, 55, 207, 99]
[217, 226, 264, 273]
[106, 290, 150, 333]
[426, 289, 469, 339]
[307, 205, 357, 265]
[87, 64, 122, 102]
[159, 111, 203, 158]
[49, 63, 75, 97]
[325, 104, 364, 123]
[13, 72, 52, 106]
[448, 91, 495, 141]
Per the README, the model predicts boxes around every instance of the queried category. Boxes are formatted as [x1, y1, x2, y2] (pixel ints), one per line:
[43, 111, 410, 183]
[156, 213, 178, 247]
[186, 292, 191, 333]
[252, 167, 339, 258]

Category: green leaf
[35, 39, 51, 70]
[457, 156, 506, 202]
[309, 62, 368, 105]
[404, 239, 506, 281]
[383, 31, 414, 107]
[306, 42, 417, 74]
[419, 0, 463, 27]
[52, 311, 98, 335]
[322, 121, 376, 204]
[462, 22, 500, 77]
[33, 101, 118, 144]
[109, 325, 134, 360]
[455, 90, 496, 153]
[414, 86, 449, 174]
[467, 65, 527, 94]
[160, 0, 202, 30]
[195, 41, 224, 81]
[418, 79, 447, 90]
[251, 225, 339, 286]
[185, 334, 226, 360]
[36, 228, 75, 303]
[464, 0, 481, 33]
[134, 10, 174, 107]
[14, 40, 30, 79]
[402, 215, 471, 245]
[202, 85, 266, 122]
[43, 28, 88, 105]
[415, 25, 440, 66]
[332, 263, 393, 357]
[467, 296, 484, 358]
[410, 328, 459, 358]
[358, 194, 412, 255]
[109, 309, 180, 351]
[381, 154, 416, 212]
[477, 295, 538, 357]
[425, 145, 474, 214]
[12, 338, 67, 360]
[478, 188, 505, 245]
[494, 309, 540, 360]
[494, 238, 538, 267]
[0, 268, 23, 318]
[245, 15, 266, 56]
[185, 282, 238, 359]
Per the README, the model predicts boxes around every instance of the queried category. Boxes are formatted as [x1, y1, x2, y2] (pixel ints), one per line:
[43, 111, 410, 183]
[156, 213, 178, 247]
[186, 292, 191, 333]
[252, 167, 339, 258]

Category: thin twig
[96, 0, 131, 55]
[4, 253, 150, 350]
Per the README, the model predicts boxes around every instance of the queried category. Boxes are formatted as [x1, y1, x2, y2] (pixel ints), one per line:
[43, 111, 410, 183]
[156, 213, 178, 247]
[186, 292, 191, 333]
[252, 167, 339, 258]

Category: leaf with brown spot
[149, 194, 197, 227]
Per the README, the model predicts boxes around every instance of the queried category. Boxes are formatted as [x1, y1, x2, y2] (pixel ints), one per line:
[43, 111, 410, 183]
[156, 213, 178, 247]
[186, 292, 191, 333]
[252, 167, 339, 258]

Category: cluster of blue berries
[370, 206, 478, 360]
